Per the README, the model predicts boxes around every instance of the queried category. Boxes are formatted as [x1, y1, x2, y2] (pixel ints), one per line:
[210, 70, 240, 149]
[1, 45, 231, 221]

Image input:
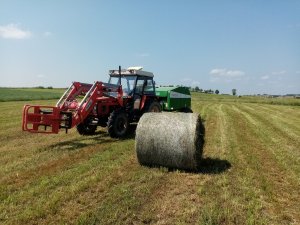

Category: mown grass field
[0, 91, 299, 224]
[0, 88, 65, 102]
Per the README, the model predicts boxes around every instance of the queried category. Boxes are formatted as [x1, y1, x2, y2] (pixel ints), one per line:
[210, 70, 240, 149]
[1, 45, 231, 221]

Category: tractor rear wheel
[144, 100, 162, 112]
[76, 118, 97, 135]
[107, 109, 129, 138]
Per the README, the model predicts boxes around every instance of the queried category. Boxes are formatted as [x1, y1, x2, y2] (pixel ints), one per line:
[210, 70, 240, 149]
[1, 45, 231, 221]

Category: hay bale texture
[135, 112, 203, 171]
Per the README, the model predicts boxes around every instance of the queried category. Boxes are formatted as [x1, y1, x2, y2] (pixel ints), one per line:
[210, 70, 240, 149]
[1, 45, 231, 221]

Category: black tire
[76, 118, 97, 135]
[144, 100, 162, 113]
[98, 117, 108, 127]
[180, 107, 193, 113]
[107, 109, 129, 138]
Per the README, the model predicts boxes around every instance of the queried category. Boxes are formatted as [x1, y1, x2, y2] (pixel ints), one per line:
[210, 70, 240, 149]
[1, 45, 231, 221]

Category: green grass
[0, 93, 299, 224]
[191, 92, 300, 106]
[0, 88, 65, 102]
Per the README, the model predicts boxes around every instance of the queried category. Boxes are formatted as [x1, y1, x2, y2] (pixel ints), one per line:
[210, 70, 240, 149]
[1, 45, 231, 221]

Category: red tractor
[22, 66, 162, 138]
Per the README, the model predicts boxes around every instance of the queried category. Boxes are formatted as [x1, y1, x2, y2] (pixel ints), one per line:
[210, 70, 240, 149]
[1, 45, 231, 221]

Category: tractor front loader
[22, 66, 161, 138]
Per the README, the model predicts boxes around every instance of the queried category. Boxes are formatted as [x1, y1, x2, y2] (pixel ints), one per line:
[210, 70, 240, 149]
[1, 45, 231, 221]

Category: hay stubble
[0, 93, 299, 224]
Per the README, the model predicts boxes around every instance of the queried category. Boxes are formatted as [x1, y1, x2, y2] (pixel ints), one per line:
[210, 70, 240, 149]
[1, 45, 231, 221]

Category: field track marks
[133, 172, 209, 225]
[242, 104, 300, 137]
[0, 140, 134, 224]
[35, 155, 148, 225]
[194, 104, 272, 224]
[192, 101, 214, 120]
[231, 104, 300, 180]
[256, 104, 300, 118]
[216, 104, 228, 155]
[238, 104, 300, 169]
[0, 130, 111, 179]
[234, 104, 300, 154]
[42, 153, 209, 223]
[228, 104, 300, 224]
[0, 136, 114, 194]
[201, 103, 228, 156]
[0, 133, 83, 177]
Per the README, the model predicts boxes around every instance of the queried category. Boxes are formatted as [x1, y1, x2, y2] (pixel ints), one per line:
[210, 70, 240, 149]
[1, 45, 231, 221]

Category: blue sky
[0, 0, 299, 95]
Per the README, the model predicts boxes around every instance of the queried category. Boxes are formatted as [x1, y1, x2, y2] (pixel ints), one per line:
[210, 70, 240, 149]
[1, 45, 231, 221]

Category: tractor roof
[109, 67, 154, 77]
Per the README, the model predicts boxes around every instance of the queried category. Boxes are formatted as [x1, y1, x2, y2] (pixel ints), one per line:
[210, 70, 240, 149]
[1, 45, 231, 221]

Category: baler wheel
[107, 109, 129, 138]
[144, 100, 162, 113]
[181, 107, 193, 113]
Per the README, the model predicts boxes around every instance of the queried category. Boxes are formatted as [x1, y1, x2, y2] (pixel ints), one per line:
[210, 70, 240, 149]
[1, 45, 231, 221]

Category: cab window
[144, 79, 154, 94]
[135, 78, 145, 94]
[108, 76, 120, 85]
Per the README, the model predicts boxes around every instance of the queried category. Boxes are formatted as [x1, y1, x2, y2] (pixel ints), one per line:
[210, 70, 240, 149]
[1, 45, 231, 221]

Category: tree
[232, 89, 237, 96]
[215, 89, 219, 94]
[199, 88, 203, 93]
[195, 86, 200, 92]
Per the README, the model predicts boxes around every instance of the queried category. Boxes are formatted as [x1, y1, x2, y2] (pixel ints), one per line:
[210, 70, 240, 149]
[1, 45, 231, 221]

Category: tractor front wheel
[107, 109, 129, 138]
[76, 118, 97, 135]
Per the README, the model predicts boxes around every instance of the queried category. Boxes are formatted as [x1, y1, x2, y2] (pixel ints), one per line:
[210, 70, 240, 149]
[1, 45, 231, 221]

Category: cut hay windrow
[135, 112, 204, 171]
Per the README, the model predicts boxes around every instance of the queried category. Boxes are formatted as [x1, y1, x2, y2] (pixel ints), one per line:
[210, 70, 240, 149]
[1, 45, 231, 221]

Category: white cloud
[261, 75, 269, 80]
[210, 68, 245, 77]
[0, 23, 32, 39]
[272, 70, 286, 75]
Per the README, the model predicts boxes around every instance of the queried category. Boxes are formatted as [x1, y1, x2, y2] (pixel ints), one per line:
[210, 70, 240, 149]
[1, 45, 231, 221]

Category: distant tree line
[35, 86, 53, 89]
[190, 86, 220, 95]
[189, 86, 238, 96]
[160, 85, 238, 96]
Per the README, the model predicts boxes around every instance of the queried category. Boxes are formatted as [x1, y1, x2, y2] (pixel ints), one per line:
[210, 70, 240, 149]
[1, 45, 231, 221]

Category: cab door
[143, 79, 155, 96]
[133, 77, 145, 110]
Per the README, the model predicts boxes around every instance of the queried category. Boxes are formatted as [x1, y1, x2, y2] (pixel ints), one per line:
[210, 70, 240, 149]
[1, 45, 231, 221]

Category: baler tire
[181, 107, 193, 113]
[107, 109, 129, 138]
[144, 100, 162, 113]
[76, 121, 97, 136]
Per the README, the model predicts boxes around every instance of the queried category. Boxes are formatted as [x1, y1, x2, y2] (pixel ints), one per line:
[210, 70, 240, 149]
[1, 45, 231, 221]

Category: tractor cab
[108, 66, 159, 118]
[108, 67, 155, 97]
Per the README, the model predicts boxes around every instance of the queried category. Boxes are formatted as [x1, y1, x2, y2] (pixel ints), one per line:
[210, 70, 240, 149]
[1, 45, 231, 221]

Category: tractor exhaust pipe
[119, 65, 121, 85]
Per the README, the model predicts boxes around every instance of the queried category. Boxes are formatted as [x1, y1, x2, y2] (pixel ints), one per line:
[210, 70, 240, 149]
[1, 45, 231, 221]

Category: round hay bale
[135, 112, 204, 171]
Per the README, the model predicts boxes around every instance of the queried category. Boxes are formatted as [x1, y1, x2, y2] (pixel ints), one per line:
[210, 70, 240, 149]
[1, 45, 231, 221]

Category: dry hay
[135, 112, 204, 171]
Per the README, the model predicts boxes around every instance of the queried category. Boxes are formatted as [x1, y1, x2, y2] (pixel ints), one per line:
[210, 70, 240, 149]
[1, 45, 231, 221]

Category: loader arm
[22, 81, 123, 134]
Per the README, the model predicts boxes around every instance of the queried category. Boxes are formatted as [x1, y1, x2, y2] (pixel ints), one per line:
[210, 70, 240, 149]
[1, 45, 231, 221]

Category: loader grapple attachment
[22, 105, 61, 134]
